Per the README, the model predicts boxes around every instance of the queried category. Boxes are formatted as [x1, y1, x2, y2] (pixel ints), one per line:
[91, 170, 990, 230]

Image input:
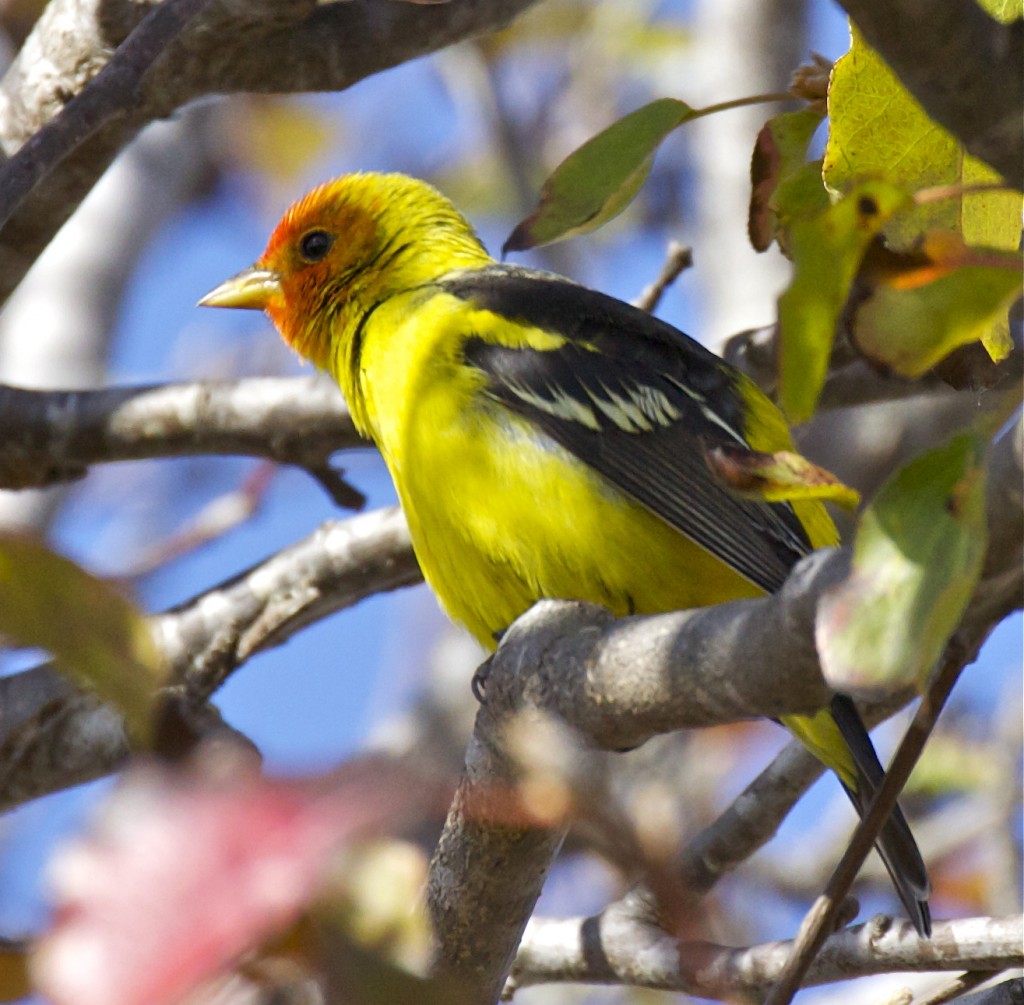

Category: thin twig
[910, 971, 1005, 1005]
[632, 241, 694, 313]
[0, 506, 420, 811]
[120, 462, 278, 579]
[764, 642, 971, 1005]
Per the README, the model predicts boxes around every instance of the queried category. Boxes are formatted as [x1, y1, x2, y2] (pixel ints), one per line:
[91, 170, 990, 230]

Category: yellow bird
[201, 172, 930, 934]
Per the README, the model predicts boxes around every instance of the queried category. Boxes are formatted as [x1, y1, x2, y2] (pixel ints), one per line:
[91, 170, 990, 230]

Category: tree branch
[719, 324, 1021, 409]
[422, 548, 847, 1003]
[912, 972, 1014, 1005]
[510, 912, 1023, 995]
[157, 506, 418, 687]
[947, 978, 1024, 1005]
[0, 0, 542, 305]
[0, 376, 365, 505]
[0, 506, 419, 811]
[8, 408, 1012, 818]
[833, 0, 1023, 187]
[0, 0, 216, 230]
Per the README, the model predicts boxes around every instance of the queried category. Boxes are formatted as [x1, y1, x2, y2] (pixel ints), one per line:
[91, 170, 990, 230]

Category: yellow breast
[340, 290, 766, 650]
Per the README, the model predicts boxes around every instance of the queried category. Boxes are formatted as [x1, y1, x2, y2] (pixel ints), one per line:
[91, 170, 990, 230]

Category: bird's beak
[197, 267, 282, 310]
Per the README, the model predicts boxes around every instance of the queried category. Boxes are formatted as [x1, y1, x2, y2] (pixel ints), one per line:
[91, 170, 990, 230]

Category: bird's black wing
[443, 265, 812, 594]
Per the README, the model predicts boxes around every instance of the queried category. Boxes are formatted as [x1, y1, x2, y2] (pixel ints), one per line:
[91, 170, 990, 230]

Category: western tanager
[200, 172, 930, 934]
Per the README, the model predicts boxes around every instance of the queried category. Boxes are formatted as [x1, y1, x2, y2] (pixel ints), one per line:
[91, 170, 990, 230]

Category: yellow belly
[395, 395, 763, 649]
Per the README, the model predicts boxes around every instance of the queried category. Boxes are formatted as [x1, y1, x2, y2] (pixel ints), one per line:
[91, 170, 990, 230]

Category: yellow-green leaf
[982, 0, 1023, 19]
[816, 432, 989, 692]
[824, 25, 1023, 253]
[503, 98, 695, 253]
[0, 536, 163, 741]
[776, 180, 912, 421]
[749, 106, 826, 252]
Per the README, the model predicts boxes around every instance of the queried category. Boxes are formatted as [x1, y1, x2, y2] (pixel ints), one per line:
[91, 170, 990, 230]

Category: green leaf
[850, 241, 1022, 376]
[748, 106, 826, 252]
[0, 536, 163, 741]
[823, 20, 1022, 367]
[982, 0, 1023, 19]
[770, 159, 832, 255]
[816, 432, 989, 692]
[503, 98, 695, 253]
[776, 180, 912, 421]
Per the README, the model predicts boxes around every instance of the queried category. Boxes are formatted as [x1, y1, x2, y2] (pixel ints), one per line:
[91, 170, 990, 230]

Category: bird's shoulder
[439, 264, 724, 365]
[436, 263, 747, 445]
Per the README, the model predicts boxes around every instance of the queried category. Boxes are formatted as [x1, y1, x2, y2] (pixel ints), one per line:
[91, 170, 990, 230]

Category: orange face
[257, 181, 388, 367]
[199, 177, 389, 370]
[199, 172, 490, 371]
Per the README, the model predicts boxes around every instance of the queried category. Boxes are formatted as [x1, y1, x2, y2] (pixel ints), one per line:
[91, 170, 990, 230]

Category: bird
[200, 171, 931, 935]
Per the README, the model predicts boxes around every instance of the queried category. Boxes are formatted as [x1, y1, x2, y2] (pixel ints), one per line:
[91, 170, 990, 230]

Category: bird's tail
[782, 695, 931, 937]
[828, 694, 931, 936]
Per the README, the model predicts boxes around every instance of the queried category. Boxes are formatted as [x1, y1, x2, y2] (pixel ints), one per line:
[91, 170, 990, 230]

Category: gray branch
[956, 979, 1024, 1005]
[0, 106, 219, 532]
[510, 912, 1023, 995]
[424, 550, 881, 1004]
[719, 324, 1021, 409]
[0, 506, 419, 810]
[0, 0, 541, 305]
[0, 0, 216, 230]
[0, 376, 365, 505]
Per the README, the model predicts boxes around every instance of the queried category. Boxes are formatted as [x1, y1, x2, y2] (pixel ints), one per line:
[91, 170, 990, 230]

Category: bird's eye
[299, 229, 334, 262]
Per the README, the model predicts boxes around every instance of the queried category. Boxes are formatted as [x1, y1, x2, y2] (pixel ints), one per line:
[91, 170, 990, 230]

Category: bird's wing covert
[444, 266, 812, 594]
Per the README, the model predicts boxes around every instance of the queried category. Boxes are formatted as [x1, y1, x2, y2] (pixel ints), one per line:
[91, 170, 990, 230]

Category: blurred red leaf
[34, 754, 447, 1005]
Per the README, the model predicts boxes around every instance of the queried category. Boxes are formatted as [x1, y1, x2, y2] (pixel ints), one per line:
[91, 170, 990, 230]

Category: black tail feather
[830, 695, 932, 937]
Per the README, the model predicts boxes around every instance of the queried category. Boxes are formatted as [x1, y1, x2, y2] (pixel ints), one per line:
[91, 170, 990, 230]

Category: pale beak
[197, 267, 282, 310]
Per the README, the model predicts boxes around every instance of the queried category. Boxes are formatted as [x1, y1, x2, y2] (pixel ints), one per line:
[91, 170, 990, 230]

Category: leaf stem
[693, 92, 795, 120]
